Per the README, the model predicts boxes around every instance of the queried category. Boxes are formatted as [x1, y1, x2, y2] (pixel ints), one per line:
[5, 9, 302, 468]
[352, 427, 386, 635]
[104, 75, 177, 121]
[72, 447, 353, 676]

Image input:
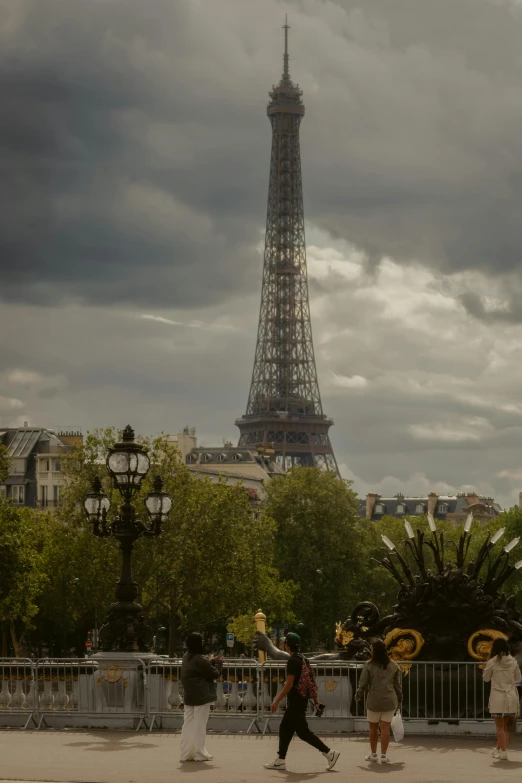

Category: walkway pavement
[1, 731, 522, 783]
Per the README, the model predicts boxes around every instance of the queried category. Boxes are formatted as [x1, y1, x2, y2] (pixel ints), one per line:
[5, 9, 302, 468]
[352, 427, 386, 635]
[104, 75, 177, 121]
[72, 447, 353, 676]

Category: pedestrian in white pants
[180, 632, 223, 763]
[180, 704, 212, 761]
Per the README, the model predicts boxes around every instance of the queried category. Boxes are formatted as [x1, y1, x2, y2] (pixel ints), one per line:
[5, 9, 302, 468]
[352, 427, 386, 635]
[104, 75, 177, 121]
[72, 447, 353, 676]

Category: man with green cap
[264, 632, 340, 771]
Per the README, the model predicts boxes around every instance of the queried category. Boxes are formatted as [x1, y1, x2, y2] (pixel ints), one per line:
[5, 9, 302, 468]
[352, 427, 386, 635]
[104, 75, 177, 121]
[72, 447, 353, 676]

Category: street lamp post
[61, 576, 79, 656]
[83, 425, 172, 653]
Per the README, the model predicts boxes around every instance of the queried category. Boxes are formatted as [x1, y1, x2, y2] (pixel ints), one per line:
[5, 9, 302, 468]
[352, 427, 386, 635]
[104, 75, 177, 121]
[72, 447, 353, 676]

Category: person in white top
[483, 637, 521, 761]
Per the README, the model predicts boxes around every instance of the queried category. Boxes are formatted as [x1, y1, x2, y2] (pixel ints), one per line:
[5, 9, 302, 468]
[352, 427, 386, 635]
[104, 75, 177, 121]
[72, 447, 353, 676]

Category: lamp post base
[98, 601, 153, 654]
[89, 650, 155, 721]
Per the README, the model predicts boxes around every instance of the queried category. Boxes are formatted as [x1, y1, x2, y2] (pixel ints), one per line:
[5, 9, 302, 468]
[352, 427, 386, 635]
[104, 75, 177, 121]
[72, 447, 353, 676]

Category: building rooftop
[360, 492, 502, 521]
[5, 429, 44, 458]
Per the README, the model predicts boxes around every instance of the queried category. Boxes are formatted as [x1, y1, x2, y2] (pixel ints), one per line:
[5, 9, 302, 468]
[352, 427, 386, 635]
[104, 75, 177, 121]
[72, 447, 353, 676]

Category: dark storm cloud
[2, 0, 522, 309]
[4, 0, 522, 509]
[0, 0, 266, 307]
[301, 0, 522, 278]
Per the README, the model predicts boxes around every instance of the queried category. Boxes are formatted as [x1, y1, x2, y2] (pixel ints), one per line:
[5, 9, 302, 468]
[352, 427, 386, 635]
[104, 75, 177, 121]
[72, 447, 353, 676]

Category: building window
[41, 485, 48, 507]
[0, 485, 6, 499]
[53, 485, 60, 505]
[55, 459, 61, 472]
[437, 503, 448, 513]
[415, 503, 425, 514]
[396, 503, 406, 514]
[12, 485, 25, 504]
[375, 503, 386, 514]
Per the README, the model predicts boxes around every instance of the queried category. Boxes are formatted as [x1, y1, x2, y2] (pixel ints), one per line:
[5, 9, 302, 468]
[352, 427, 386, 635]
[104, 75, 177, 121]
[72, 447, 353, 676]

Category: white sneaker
[497, 750, 508, 761]
[365, 753, 379, 762]
[324, 749, 340, 770]
[381, 754, 391, 764]
[492, 749, 500, 758]
[264, 758, 286, 770]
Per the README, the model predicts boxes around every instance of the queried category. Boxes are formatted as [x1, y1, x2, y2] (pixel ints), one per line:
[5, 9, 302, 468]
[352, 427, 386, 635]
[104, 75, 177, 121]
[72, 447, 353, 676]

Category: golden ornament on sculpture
[334, 622, 354, 648]
[384, 628, 424, 661]
[468, 629, 508, 661]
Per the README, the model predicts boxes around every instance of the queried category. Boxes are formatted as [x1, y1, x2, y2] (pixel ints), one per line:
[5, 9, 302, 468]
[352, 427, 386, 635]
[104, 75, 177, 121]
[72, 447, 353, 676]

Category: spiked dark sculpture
[338, 515, 522, 661]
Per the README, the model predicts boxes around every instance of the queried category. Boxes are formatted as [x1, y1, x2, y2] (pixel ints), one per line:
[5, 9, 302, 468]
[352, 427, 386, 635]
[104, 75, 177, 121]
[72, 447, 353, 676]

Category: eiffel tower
[236, 20, 339, 473]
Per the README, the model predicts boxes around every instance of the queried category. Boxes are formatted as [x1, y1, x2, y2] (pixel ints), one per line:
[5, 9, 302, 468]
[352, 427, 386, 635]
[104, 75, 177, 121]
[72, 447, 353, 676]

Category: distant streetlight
[61, 576, 79, 657]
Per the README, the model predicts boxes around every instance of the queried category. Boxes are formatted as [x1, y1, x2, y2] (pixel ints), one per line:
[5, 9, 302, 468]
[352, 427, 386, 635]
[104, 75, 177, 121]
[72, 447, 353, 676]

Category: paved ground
[1, 731, 522, 783]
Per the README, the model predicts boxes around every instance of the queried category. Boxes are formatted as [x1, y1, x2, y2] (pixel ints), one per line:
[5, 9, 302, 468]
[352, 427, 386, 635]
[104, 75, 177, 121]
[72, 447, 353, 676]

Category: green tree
[0, 442, 9, 483]
[481, 506, 522, 599]
[34, 522, 119, 656]
[49, 428, 295, 656]
[262, 467, 364, 649]
[136, 463, 296, 655]
[0, 499, 50, 656]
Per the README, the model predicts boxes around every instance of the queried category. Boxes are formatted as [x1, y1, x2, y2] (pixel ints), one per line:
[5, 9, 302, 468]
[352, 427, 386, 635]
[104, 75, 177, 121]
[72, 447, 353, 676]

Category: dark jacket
[356, 660, 402, 712]
[181, 652, 223, 706]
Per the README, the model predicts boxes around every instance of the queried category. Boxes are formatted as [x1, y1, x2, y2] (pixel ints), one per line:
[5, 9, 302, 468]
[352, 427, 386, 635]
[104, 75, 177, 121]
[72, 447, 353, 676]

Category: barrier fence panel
[35, 658, 149, 730]
[0, 658, 501, 732]
[148, 658, 261, 732]
[0, 658, 37, 728]
[400, 661, 490, 721]
[259, 660, 361, 733]
[258, 660, 496, 729]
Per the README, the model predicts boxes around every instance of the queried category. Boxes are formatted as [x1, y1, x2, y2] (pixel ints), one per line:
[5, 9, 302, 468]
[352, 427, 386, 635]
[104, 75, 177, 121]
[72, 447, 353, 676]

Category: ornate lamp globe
[145, 475, 172, 530]
[106, 424, 150, 491]
[84, 476, 110, 528]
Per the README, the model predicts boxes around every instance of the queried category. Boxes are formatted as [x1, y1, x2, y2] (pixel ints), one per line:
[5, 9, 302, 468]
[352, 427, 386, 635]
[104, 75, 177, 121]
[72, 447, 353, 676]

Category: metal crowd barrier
[35, 657, 149, 730]
[0, 657, 148, 730]
[0, 658, 37, 729]
[0, 658, 499, 732]
[148, 658, 261, 732]
[399, 661, 490, 721]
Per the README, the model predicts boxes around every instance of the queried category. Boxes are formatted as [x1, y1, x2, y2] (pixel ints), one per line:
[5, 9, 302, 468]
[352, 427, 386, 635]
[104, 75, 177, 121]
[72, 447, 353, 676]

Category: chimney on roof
[466, 492, 479, 506]
[59, 432, 84, 448]
[23, 421, 28, 428]
[428, 492, 438, 515]
[365, 493, 380, 519]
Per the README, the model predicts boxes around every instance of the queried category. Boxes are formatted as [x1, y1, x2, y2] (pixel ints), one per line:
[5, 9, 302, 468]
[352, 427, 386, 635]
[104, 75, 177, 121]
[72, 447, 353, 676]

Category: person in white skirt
[180, 633, 223, 762]
[483, 637, 521, 761]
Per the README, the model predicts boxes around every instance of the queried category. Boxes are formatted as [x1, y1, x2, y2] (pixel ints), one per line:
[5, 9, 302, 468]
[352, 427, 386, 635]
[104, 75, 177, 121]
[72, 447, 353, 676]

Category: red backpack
[296, 654, 318, 700]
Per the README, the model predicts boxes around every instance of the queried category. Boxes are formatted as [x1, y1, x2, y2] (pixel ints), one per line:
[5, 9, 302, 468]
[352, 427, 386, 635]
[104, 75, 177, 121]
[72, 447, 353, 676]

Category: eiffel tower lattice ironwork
[236, 20, 339, 474]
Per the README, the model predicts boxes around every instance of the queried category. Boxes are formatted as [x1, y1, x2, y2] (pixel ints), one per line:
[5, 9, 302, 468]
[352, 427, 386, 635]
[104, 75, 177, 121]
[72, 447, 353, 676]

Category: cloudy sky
[2, 0, 522, 507]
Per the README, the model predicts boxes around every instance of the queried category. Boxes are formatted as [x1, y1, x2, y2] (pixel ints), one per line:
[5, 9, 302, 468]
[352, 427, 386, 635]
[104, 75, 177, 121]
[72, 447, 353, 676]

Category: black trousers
[278, 702, 330, 759]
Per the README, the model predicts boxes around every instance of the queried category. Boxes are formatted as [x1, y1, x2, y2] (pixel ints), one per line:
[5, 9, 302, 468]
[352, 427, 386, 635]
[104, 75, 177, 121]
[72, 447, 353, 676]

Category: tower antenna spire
[283, 15, 290, 79]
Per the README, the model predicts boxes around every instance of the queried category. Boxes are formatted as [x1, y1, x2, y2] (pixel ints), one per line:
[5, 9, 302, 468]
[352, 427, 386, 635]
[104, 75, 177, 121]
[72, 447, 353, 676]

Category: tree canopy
[7, 423, 522, 660]
[0, 442, 9, 483]
[0, 499, 50, 656]
[262, 467, 365, 649]
[31, 429, 296, 656]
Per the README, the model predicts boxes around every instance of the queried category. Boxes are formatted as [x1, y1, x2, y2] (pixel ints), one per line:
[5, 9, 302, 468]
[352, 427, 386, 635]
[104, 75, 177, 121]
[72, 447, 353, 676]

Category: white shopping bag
[391, 710, 404, 743]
